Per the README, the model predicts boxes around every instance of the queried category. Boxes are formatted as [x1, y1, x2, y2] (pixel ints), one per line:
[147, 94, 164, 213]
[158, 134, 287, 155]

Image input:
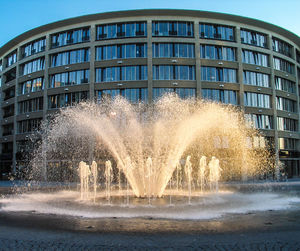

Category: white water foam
[1, 190, 300, 220]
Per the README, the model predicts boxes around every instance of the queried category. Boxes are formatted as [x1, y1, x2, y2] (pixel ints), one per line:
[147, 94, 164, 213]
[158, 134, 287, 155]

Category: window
[3, 87, 15, 100]
[242, 49, 268, 67]
[95, 66, 147, 82]
[96, 22, 147, 40]
[3, 105, 14, 118]
[202, 89, 237, 105]
[50, 48, 90, 67]
[273, 57, 294, 74]
[3, 124, 14, 136]
[153, 88, 196, 100]
[21, 37, 46, 58]
[19, 77, 44, 95]
[200, 45, 236, 61]
[276, 97, 296, 112]
[18, 97, 43, 114]
[51, 27, 90, 48]
[244, 92, 271, 108]
[49, 70, 89, 88]
[278, 138, 297, 150]
[199, 23, 234, 41]
[240, 29, 267, 48]
[96, 44, 147, 60]
[277, 117, 297, 131]
[17, 118, 42, 134]
[21, 58, 45, 75]
[245, 114, 273, 129]
[0, 60, 3, 72]
[296, 50, 300, 64]
[48, 91, 88, 109]
[97, 88, 148, 103]
[152, 21, 194, 37]
[153, 65, 195, 80]
[243, 71, 270, 87]
[5, 51, 17, 67]
[153, 43, 195, 58]
[272, 37, 293, 58]
[275, 77, 296, 93]
[201, 67, 237, 83]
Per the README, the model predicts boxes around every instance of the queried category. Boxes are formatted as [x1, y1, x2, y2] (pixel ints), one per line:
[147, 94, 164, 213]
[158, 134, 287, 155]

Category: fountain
[1, 94, 299, 220]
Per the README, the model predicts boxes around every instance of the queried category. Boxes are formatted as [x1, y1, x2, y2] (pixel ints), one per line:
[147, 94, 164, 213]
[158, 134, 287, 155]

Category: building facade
[0, 9, 299, 179]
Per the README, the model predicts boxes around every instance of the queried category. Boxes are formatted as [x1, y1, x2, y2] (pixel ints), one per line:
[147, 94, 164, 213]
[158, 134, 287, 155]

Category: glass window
[95, 66, 147, 82]
[152, 43, 195, 58]
[296, 50, 300, 64]
[242, 49, 269, 67]
[245, 114, 273, 129]
[240, 29, 267, 48]
[276, 97, 297, 112]
[153, 65, 195, 80]
[202, 89, 237, 105]
[21, 58, 45, 75]
[153, 88, 195, 100]
[97, 88, 148, 103]
[244, 92, 271, 108]
[201, 67, 237, 83]
[277, 117, 298, 131]
[152, 21, 194, 37]
[97, 22, 147, 40]
[49, 70, 89, 88]
[96, 43, 147, 61]
[278, 138, 297, 150]
[275, 77, 296, 93]
[51, 27, 90, 48]
[243, 71, 270, 87]
[19, 77, 44, 95]
[272, 37, 293, 58]
[200, 45, 236, 61]
[199, 23, 234, 41]
[273, 57, 294, 74]
[50, 48, 90, 67]
[48, 91, 88, 109]
[21, 37, 46, 58]
[5, 51, 17, 67]
[18, 97, 43, 114]
[17, 118, 42, 134]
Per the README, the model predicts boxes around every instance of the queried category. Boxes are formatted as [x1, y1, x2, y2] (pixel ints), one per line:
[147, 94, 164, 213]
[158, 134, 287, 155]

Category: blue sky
[1, 0, 300, 47]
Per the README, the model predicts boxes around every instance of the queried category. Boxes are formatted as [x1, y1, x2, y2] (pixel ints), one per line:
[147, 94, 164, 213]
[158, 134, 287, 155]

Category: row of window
[7, 46, 298, 79]
[13, 116, 298, 134]
[3, 21, 300, 70]
[49, 70, 89, 88]
[51, 27, 90, 48]
[201, 66, 237, 83]
[48, 91, 88, 109]
[242, 50, 268, 67]
[18, 97, 43, 114]
[276, 97, 297, 113]
[19, 77, 44, 95]
[96, 44, 147, 60]
[95, 66, 147, 82]
[277, 117, 298, 132]
[153, 65, 195, 81]
[244, 92, 271, 108]
[245, 114, 273, 130]
[17, 118, 41, 134]
[97, 88, 148, 103]
[21, 38, 46, 59]
[51, 48, 89, 67]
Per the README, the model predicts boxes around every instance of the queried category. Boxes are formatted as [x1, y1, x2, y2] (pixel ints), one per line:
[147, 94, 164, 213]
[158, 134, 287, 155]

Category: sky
[0, 0, 300, 47]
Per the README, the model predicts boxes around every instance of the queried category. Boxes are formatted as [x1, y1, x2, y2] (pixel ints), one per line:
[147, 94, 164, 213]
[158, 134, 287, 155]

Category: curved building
[0, 9, 299, 179]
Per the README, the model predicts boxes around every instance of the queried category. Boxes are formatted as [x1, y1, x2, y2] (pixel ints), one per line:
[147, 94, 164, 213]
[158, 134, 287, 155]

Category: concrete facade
[0, 9, 299, 179]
